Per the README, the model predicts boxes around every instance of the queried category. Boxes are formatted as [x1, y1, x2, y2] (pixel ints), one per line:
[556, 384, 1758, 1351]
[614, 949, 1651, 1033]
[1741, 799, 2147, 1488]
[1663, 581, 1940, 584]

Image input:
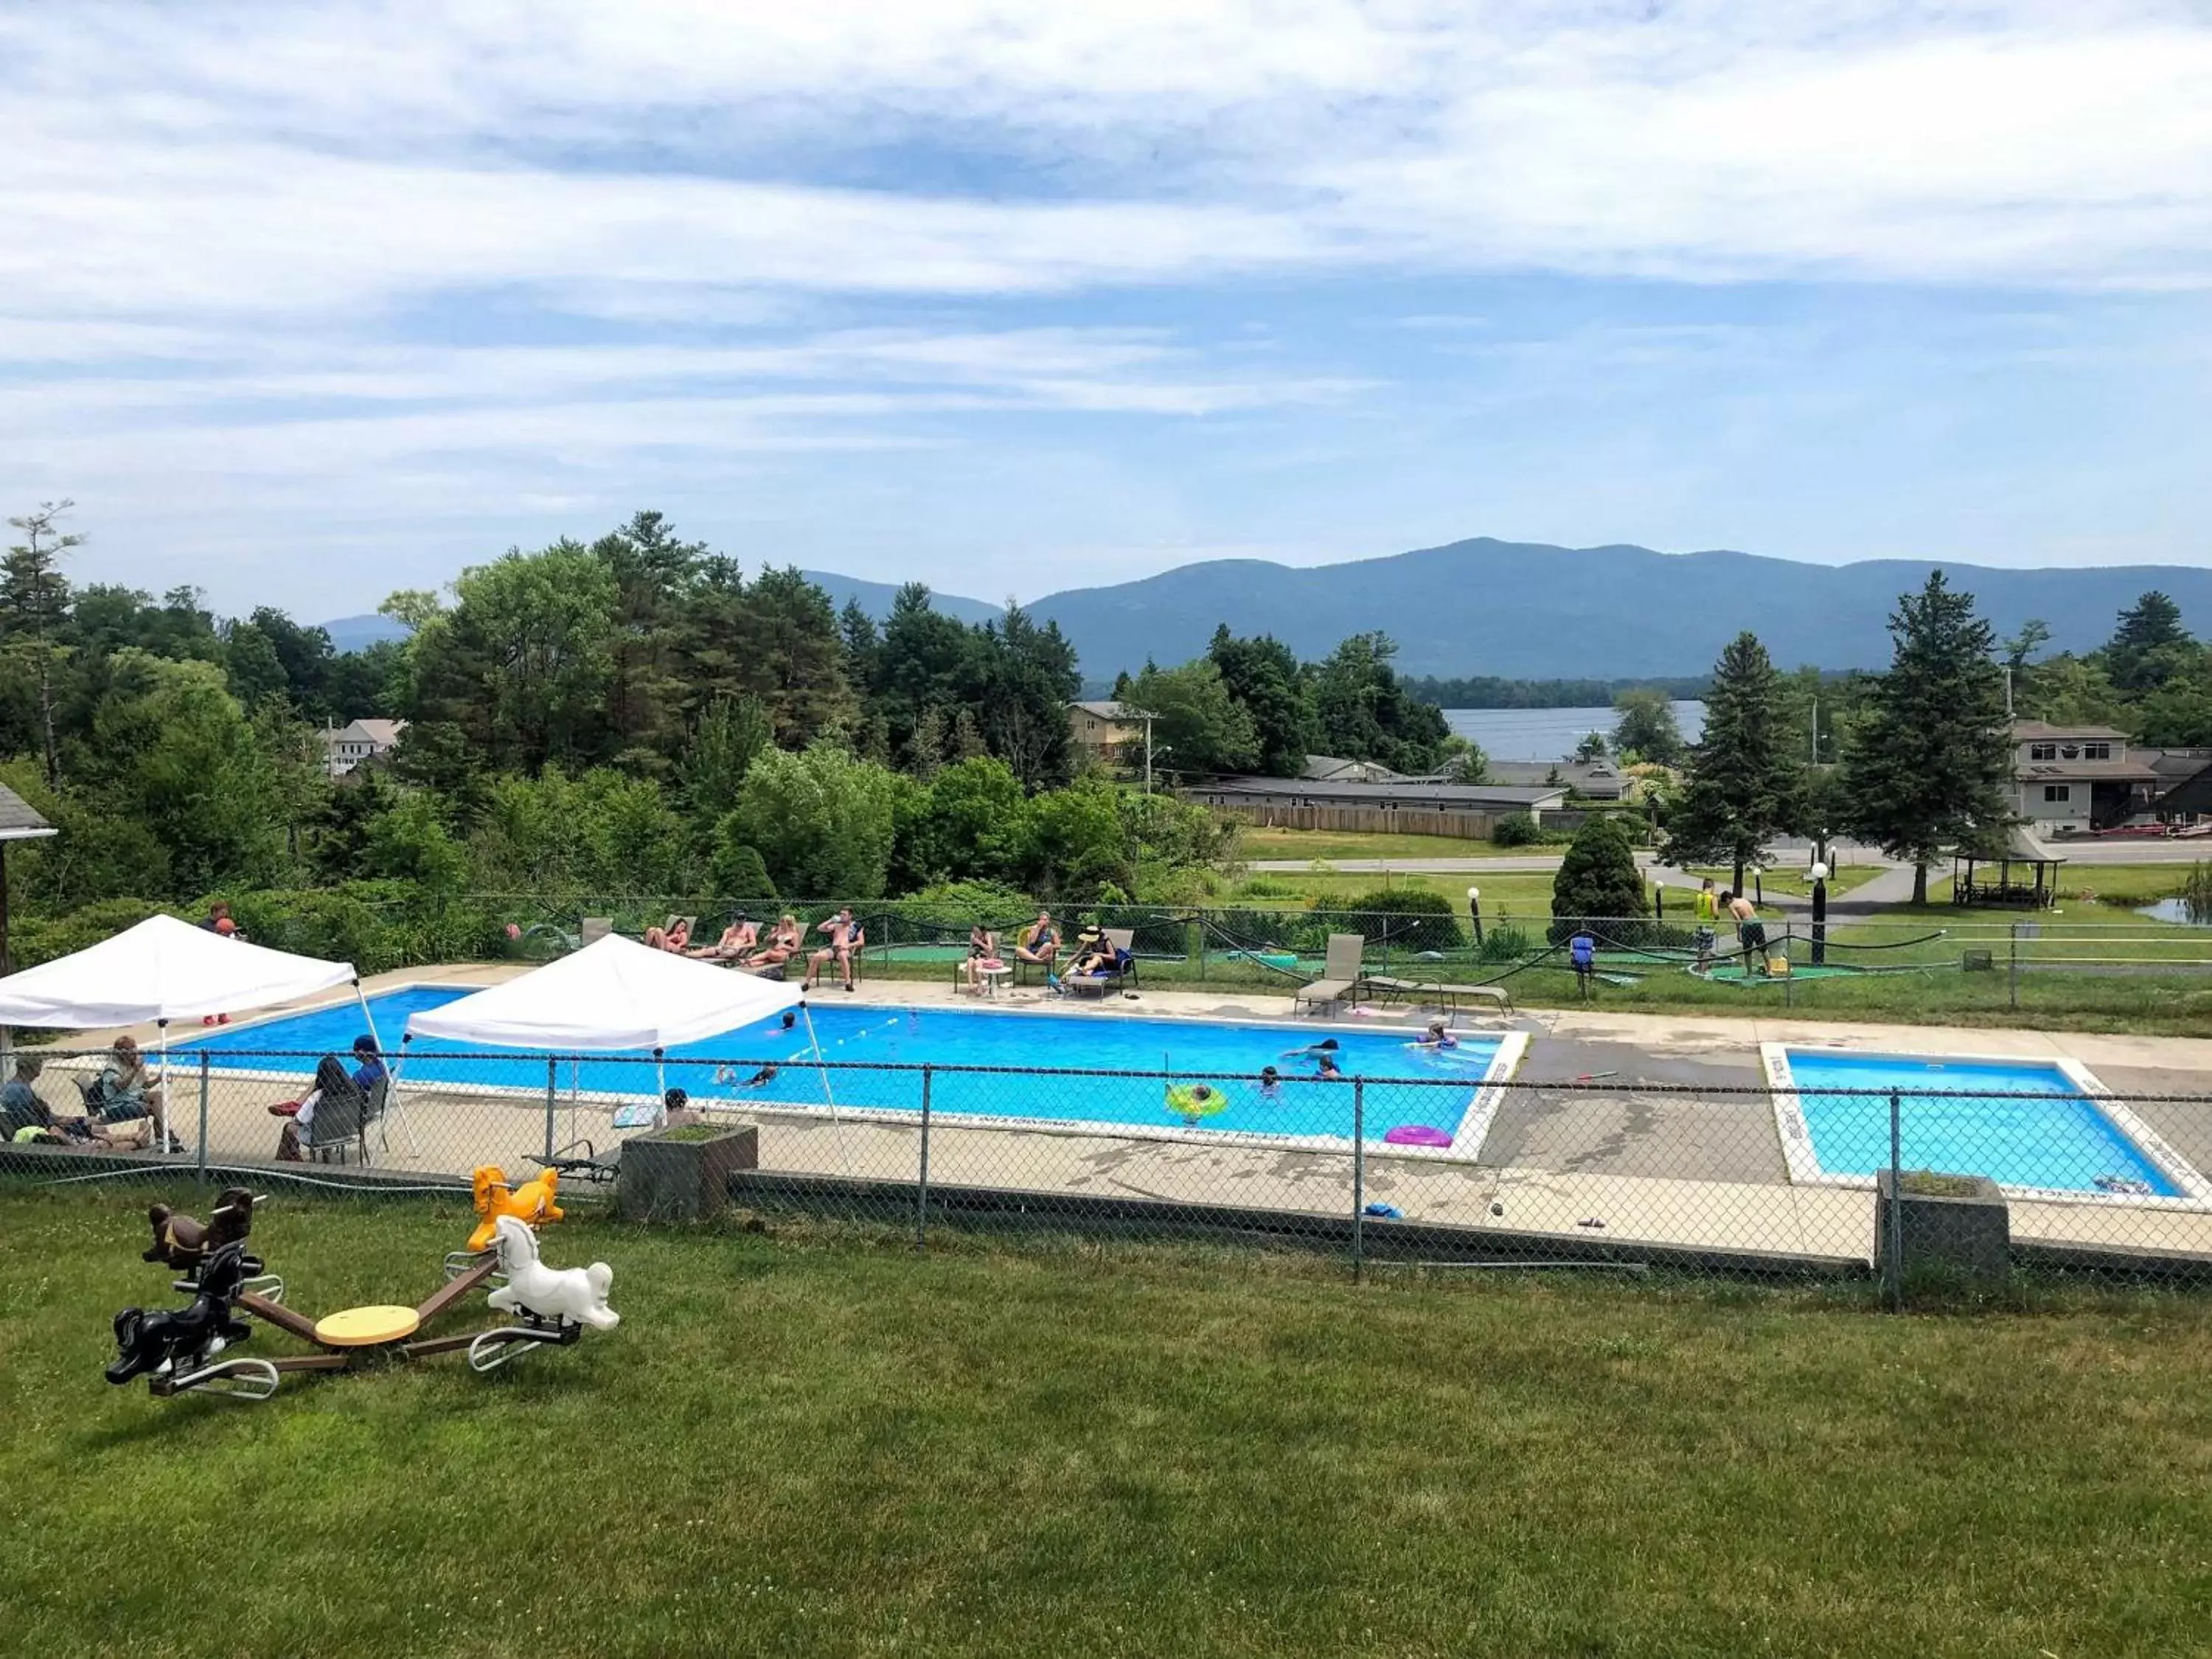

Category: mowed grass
[1234, 827, 1503, 860]
[7, 1191, 2212, 1658]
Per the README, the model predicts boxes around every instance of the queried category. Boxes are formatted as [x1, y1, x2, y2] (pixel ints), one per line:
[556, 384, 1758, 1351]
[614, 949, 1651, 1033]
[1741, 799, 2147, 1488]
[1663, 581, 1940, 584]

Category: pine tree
[2102, 591, 2192, 693]
[2, 499, 80, 785]
[1662, 632, 1798, 894]
[1843, 571, 2014, 904]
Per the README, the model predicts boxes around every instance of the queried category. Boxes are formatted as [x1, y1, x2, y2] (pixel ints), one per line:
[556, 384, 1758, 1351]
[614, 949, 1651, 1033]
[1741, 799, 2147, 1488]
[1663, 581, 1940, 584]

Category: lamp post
[1465, 886, 1484, 948]
[1810, 860, 1829, 966]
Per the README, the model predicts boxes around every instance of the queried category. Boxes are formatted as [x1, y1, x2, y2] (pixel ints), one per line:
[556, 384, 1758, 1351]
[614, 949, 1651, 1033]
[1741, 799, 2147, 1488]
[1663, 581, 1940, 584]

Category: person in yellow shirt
[1691, 877, 1720, 973]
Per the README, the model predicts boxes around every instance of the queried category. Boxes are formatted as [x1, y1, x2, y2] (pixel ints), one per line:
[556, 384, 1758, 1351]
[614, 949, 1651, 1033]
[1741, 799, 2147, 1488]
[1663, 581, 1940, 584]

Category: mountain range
[323, 537, 2212, 679]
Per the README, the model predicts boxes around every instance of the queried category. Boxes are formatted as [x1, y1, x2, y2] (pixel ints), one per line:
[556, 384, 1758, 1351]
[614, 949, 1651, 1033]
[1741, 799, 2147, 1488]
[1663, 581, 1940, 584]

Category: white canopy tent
[403, 934, 813, 1136]
[0, 914, 375, 1152]
[406, 933, 803, 1051]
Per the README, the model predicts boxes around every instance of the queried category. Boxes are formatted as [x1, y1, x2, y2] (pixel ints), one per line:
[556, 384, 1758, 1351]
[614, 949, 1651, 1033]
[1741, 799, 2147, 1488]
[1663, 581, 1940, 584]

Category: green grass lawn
[7, 1192, 2210, 1658]
[1234, 827, 1503, 860]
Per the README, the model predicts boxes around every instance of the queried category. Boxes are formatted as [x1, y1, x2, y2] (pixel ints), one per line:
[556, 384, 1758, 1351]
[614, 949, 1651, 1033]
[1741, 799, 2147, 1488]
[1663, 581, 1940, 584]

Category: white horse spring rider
[487, 1214, 619, 1329]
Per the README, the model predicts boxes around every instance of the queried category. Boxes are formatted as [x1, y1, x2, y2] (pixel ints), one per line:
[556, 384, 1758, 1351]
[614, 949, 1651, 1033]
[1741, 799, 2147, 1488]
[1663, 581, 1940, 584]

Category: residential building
[1066, 700, 1147, 767]
[1300, 754, 1411, 785]
[322, 717, 407, 778]
[2008, 720, 2159, 835]
[1484, 758, 1631, 801]
[1186, 783, 1566, 827]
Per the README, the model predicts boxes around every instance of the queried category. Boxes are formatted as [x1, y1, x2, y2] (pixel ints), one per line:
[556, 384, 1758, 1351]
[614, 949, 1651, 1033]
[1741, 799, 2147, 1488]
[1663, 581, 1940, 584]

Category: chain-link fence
[7, 1043, 2208, 1299]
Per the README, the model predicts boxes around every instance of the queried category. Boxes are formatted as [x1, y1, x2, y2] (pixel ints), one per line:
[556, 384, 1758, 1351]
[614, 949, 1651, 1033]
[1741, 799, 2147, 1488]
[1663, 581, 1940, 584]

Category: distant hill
[326, 538, 2212, 680]
[1012, 539, 2212, 679]
[801, 571, 1002, 628]
[320, 613, 411, 653]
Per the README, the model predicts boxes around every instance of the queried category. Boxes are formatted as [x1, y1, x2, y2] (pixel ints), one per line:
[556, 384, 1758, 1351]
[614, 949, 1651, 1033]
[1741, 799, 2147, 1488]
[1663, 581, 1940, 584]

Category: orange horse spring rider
[467, 1164, 564, 1253]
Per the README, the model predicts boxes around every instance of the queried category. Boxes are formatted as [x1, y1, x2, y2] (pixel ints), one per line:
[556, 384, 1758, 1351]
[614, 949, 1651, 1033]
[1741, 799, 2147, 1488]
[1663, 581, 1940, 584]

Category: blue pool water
[1783, 1051, 2180, 1197]
[179, 986, 1504, 1145]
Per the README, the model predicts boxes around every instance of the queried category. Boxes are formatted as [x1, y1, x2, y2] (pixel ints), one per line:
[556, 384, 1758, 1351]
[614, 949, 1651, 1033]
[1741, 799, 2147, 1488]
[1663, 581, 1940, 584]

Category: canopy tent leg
[352, 978, 415, 1161]
[798, 1001, 853, 1174]
[156, 1017, 172, 1158]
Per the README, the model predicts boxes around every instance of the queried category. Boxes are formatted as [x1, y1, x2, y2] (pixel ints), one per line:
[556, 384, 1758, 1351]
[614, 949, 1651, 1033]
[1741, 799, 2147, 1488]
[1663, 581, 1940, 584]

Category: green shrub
[1550, 818, 1646, 941]
[1329, 887, 1464, 953]
[1475, 924, 1532, 964]
[1491, 813, 1541, 848]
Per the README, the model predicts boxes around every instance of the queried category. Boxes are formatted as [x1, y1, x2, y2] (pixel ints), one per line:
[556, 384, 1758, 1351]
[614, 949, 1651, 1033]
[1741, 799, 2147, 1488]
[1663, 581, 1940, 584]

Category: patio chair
[303, 1079, 366, 1166]
[1293, 933, 1367, 1015]
[580, 917, 613, 947]
[1062, 929, 1139, 998]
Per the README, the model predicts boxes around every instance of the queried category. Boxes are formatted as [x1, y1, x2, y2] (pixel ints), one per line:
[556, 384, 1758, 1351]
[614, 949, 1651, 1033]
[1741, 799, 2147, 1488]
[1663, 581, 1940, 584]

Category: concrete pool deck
[27, 963, 2212, 1274]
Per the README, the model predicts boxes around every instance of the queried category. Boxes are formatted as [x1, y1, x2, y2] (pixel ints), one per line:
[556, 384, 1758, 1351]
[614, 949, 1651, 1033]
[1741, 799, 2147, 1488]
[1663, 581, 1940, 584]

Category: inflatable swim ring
[1165, 1083, 1229, 1124]
[1382, 1124, 1453, 1147]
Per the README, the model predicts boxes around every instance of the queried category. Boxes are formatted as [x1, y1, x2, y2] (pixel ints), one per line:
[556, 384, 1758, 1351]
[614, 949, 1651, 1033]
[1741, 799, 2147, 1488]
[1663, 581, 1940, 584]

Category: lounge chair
[1356, 970, 1514, 1018]
[580, 917, 613, 947]
[1293, 933, 1367, 1015]
[1061, 929, 1138, 997]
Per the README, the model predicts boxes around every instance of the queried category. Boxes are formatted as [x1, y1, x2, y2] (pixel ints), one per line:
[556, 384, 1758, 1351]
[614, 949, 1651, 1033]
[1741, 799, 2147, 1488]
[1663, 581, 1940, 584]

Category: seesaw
[105, 1165, 618, 1403]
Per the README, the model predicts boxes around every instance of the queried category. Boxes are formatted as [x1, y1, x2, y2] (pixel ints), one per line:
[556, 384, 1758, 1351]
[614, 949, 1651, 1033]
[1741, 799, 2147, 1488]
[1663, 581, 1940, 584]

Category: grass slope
[5, 1193, 2210, 1658]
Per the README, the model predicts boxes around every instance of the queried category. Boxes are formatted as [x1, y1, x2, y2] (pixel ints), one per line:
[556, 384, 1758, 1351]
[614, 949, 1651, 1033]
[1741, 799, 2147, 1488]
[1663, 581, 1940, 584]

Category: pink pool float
[1383, 1124, 1453, 1148]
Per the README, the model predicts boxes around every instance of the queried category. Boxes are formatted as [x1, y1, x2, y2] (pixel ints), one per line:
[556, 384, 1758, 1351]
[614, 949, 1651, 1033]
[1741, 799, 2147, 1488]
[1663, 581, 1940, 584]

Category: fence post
[2008, 921, 2019, 1011]
[196, 1052, 211, 1192]
[1352, 1078, 1366, 1284]
[1886, 1089, 1904, 1313]
[1784, 925, 1795, 1009]
[545, 1055, 557, 1164]
[916, 1065, 932, 1251]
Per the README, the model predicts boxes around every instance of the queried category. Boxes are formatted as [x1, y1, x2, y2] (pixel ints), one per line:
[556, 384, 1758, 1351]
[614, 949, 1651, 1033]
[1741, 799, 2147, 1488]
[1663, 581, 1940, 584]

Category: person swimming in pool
[1259, 1064, 1282, 1101]
[1416, 1017, 1458, 1050]
[1278, 1038, 1345, 1079]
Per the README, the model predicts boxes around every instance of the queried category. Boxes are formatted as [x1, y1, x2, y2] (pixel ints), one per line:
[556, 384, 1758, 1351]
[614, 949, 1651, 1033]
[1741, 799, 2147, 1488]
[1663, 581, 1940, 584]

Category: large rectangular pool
[1764, 1047, 2208, 1202]
[178, 985, 1521, 1151]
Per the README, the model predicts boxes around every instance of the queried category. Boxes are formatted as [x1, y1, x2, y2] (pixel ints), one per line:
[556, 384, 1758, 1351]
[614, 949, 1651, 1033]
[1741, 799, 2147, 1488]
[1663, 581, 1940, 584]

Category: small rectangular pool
[177, 985, 1523, 1152]
[1764, 1047, 2209, 1203]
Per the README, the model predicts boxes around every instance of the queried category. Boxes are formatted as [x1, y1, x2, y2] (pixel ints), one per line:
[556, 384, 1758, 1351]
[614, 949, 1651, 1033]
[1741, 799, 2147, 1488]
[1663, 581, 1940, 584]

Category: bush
[1551, 818, 1646, 940]
[891, 880, 1037, 945]
[1491, 813, 1541, 848]
[1475, 924, 1532, 964]
[707, 833, 778, 906]
[1329, 887, 1464, 953]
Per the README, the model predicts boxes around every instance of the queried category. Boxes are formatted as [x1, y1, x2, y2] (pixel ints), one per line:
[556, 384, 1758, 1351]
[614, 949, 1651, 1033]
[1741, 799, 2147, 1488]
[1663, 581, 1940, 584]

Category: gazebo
[1952, 824, 2065, 909]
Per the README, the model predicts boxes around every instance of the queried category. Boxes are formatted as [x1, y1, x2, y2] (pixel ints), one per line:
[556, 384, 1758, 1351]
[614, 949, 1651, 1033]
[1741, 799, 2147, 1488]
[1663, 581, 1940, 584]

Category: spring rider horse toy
[142, 1187, 283, 1302]
[464, 1164, 564, 1253]
[106, 1242, 276, 1401]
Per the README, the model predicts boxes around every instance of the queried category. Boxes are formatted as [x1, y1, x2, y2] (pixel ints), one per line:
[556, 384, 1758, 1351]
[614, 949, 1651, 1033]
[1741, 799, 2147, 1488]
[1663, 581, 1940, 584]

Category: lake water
[1444, 700, 1706, 762]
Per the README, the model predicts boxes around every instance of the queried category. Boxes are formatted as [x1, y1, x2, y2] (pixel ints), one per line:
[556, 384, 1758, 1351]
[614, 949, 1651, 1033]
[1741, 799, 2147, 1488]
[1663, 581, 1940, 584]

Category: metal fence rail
[8, 1046, 2209, 1299]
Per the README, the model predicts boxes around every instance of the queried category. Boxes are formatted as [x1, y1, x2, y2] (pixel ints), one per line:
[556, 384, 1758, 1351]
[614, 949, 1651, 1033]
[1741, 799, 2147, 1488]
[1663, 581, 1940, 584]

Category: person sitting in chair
[272, 1054, 362, 1161]
[748, 914, 804, 970]
[1014, 911, 1059, 984]
[803, 908, 866, 992]
[643, 918, 692, 953]
[87, 1035, 175, 1147]
[961, 923, 1004, 994]
[4, 1054, 93, 1144]
[691, 917, 759, 961]
[350, 1034, 386, 1097]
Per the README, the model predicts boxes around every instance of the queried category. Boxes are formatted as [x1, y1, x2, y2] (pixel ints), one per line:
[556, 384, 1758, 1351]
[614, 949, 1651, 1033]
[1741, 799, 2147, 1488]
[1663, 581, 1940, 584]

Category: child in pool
[1259, 1065, 1281, 1101]
[1416, 1017, 1458, 1050]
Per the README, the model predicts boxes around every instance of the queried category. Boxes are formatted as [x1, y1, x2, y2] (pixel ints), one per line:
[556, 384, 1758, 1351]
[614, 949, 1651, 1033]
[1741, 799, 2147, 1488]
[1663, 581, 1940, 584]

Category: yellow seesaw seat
[313, 1305, 421, 1347]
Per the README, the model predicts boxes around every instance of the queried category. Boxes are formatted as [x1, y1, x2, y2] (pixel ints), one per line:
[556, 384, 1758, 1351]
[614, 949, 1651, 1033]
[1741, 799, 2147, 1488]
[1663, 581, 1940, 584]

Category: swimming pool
[1764, 1047, 2209, 1203]
[177, 985, 1523, 1151]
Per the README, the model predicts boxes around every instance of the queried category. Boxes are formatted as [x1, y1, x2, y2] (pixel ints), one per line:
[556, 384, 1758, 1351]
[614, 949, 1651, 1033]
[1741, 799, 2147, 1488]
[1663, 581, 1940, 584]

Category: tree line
[0, 503, 1459, 949]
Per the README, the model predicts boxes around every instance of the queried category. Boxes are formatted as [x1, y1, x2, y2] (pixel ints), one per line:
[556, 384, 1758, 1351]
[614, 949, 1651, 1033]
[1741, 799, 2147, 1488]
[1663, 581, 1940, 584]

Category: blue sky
[4, 1, 2210, 622]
